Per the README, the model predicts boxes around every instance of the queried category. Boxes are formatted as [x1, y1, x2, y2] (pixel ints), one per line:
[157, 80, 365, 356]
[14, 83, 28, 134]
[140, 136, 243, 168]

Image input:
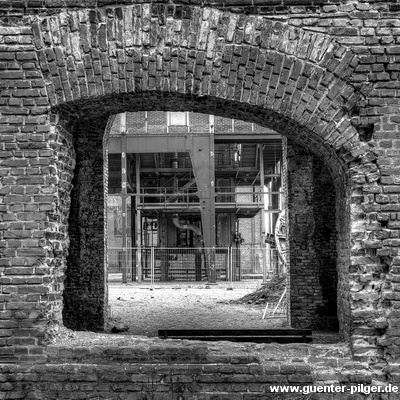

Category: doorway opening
[103, 111, 338, 339]
[62, 100, 343, 340]
[105, 111, 289, 336]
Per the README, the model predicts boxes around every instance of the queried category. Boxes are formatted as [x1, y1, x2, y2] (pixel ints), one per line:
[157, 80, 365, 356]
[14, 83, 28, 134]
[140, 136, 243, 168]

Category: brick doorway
[12, 2, 375, 352]
[61, 103, 344, 338]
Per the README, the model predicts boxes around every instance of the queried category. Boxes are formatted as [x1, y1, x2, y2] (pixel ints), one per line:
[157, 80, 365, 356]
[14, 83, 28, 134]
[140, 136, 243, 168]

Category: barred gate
[108, 246, 269, 284]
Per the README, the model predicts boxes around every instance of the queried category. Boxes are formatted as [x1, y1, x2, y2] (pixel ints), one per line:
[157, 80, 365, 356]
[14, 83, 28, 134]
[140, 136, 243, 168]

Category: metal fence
[108, 246, 271, 284]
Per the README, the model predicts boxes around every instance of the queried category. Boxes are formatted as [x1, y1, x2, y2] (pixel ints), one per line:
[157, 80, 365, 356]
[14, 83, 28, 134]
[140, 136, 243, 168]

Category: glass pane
[107, 196, 133, 281]
[107, 196, 122, 248]
[169, 112, 187, 125]
[108, 154, 121, 194]
[107, 197, 132, 248]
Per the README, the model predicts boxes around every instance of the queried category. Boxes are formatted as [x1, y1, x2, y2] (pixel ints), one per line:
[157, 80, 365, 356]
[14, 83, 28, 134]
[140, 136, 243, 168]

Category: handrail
[118, 186, 284, 209]
[134, 188, 282, 206]
[137, 188, 284, 195]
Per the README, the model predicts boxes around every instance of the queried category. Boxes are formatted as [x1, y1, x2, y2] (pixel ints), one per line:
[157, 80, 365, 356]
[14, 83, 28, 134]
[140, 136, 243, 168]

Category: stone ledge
[43, 330, 352, 369]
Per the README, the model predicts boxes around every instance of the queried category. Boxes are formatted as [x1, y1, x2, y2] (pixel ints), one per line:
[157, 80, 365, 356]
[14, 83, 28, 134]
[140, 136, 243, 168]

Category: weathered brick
[0, 4, 397, 397]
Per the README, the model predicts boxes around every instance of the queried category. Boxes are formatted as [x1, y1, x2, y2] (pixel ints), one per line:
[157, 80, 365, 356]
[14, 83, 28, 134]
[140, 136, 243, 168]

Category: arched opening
[58, 94, 348, 339]
[29, 2, 375, 347]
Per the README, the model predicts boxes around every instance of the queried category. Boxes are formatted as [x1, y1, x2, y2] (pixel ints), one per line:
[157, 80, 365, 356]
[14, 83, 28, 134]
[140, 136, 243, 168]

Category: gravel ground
[108, 281, 288, 337]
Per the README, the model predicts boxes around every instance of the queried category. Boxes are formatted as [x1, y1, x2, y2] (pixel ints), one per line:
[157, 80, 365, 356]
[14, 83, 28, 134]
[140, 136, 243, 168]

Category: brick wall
[286, 140, 338, 331]
[313, 156, 338, 327]
[0, 0, 399, 390]
[63, 117, 109, 331]
[0, 336, 378, 399]
[2, 1, 400, 16]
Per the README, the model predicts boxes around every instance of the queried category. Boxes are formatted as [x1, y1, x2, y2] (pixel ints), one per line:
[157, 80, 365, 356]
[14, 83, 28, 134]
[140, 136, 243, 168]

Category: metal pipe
[171, 152, 179, 169]
[171, 214, 202, 237]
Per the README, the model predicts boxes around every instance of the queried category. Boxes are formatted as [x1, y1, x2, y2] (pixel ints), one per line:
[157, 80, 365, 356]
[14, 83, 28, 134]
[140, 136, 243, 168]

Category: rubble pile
[230, 275, 287, 305]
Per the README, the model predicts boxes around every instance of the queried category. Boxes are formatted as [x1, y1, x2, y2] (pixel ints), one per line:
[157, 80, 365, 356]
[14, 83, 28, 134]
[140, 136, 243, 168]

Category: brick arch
[31, 4, 367, 172]
[29, 4, 380, 343]
[33, 4, 373, 336]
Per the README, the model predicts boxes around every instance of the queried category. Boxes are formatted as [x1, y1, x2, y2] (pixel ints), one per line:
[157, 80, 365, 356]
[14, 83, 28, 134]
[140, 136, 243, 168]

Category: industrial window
[169, 112, 187, 126]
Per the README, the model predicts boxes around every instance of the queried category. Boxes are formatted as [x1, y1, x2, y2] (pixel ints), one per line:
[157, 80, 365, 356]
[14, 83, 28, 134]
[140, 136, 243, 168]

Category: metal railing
[135, 187, 283, 210]
[108, 246, 273, 284]
[138, 187, 199, 208]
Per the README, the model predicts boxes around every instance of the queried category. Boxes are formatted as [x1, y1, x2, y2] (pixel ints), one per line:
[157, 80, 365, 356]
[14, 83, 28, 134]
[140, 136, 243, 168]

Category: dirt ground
[108, 281, 285, 336]
[107, 281, 339, 344]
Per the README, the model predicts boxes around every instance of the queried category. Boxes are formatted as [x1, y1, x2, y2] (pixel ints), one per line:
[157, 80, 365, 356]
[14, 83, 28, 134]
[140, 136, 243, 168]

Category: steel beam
[189, 135, 216, 283]
[109, 134, 282, 154]
[214, 133, 281, 142]
[120, 113, 128, 284]
[140, 167, 193, 173]
[259, 145, 268, 282]
[135, 154, 142, 282]
[108, 135, 193, 154]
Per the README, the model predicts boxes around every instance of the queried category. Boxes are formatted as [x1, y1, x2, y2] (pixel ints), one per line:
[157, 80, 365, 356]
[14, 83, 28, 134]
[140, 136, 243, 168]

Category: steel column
[136, 154, 142, 282]
[259, 145, 268, 282]
[189, 135, 216, 283]
[120, 113, 128, 284]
